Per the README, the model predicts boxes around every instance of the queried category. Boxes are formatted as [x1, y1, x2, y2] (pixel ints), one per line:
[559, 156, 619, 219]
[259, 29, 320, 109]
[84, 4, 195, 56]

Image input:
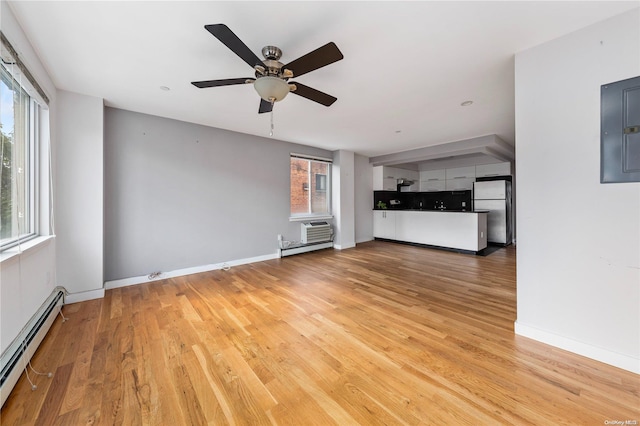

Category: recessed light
[461, 100, 473, 106]
[395, 130, 402, 134]
[160, 86, 170, 91]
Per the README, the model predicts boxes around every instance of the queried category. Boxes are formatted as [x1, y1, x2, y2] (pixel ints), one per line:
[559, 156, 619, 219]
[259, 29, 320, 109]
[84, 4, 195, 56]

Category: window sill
[0, 235, 56, 264]
[289, 215, 334, 222]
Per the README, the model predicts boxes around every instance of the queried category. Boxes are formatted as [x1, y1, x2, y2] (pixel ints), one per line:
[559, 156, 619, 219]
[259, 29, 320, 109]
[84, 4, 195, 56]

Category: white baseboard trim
[514, 321, 640, 374]
[356, 237, 374, 244]
[64, 288, 105, 304]
[104, 252, 280, 290]
[334, 242, 356, 250]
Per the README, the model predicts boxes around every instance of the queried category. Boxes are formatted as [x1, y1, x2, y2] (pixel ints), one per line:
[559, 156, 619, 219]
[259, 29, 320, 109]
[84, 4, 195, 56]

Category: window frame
[289, 153, 333, 221]
[0, 62, 39, 251]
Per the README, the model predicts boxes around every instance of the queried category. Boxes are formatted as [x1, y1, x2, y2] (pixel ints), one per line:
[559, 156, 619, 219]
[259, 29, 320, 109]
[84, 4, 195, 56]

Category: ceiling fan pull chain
[270, 100, 275, 137]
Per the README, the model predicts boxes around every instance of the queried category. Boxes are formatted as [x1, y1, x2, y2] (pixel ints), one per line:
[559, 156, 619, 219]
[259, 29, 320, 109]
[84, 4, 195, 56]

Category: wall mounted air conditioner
[301, 221, 332, 244]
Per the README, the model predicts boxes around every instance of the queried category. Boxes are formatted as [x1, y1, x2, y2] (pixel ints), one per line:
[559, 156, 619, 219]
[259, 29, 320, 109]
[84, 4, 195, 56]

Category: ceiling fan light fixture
[254, 76, 290, 102]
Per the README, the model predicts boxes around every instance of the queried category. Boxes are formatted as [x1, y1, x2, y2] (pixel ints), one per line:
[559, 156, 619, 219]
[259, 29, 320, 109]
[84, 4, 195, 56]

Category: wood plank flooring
[2, 241, 639, 425]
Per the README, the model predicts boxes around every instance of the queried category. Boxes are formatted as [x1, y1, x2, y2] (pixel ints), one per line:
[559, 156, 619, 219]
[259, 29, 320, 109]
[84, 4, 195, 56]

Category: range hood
[397, 178, 414, 186]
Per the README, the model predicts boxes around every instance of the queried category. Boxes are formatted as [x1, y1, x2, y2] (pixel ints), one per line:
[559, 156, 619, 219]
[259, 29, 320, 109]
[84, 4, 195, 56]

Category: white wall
[515, 9, 640, 373]
[332, 150, 356, 249]
[103, 107, 333, 281]
[0, 1, 58, 354]
[55, 91, 104, 300]
[354, 153, 373, 243]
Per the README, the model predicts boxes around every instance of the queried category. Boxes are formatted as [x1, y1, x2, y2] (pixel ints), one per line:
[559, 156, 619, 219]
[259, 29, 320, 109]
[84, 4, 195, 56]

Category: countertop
[374, 209, 488, 213]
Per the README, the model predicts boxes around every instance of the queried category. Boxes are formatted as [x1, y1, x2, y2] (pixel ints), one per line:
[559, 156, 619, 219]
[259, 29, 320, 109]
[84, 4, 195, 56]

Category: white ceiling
[8, 1, 638, 158]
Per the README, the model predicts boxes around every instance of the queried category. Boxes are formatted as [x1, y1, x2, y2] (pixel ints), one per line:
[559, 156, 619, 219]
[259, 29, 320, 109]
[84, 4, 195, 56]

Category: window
[1, 60, 37, 249]
[290, 155, 331, 217]
[315, 174, 327, 192]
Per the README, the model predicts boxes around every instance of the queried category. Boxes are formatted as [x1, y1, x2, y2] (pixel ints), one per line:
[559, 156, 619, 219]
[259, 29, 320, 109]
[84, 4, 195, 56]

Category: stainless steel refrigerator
[473, 180, 512, 246]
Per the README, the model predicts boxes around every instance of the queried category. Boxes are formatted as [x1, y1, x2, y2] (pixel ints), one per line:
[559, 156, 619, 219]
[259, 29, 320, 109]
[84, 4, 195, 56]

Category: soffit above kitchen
[370, 134, 514, 170]
[7, 1, 638, 157]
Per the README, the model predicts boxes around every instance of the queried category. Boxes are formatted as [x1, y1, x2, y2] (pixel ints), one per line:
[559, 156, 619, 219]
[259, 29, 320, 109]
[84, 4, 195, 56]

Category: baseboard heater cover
[280, 241, 334, 257]
[0, 287, 65, 407]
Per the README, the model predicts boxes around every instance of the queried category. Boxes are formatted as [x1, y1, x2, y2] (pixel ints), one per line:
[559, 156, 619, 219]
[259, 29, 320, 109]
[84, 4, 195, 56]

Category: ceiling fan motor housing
[262, 46, 282, 60]
[256, 46, 291, 80]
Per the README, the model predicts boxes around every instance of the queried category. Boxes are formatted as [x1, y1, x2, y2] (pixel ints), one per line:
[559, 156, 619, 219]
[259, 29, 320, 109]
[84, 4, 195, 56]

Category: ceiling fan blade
[290, 82, 337, 107]
[282, 42, 343, 78]
[259, 99, 273, 114]
[191, 78, 253, 88]
[205, 24, 265, 69]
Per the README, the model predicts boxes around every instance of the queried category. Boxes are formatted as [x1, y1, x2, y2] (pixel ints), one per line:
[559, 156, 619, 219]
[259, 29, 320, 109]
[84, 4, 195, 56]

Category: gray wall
[56, 91, 104, 295]
[354, 153, 373, 243]
[514, 9, 639, 372]
[331, 150, 356, 249]
[104, 107, 332, 281]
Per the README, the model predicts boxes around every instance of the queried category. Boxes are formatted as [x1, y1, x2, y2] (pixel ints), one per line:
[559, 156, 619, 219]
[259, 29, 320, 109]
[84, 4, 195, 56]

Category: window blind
[0, 31, 49, 106]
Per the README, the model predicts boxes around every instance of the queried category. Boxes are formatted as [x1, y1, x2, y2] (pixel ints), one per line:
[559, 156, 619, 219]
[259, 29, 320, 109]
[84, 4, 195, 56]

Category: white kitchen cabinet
[381, 167, 396, 179]
[445, 166, 475, 190]
[420, 169, 446, 181]
[392, 211, 487, 252]
[420, 180, 446, 192]
[475, 162, 511, 178]
[373, 167, 419, 191]
[445, 177, 475, 191]
[373, 166, 400, 191]
[373, 210, 396, 239]
[445, 166, 476, 180]
[419, 169, 446, 191]
[373, 168, 399, 191]
[385, 167, 416, 180]
[382, 179, 397, 191]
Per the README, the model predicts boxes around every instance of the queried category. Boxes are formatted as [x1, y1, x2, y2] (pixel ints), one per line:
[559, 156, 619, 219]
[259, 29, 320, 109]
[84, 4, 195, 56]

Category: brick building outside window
[290, 156, 331, 217]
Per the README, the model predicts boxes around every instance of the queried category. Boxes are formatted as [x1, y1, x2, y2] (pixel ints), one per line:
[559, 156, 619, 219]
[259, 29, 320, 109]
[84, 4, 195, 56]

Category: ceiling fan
[191, 24, 343, 114]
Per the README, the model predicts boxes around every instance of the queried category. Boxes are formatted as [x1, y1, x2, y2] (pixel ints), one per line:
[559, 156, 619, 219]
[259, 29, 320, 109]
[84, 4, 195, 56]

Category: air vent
[301, 221, 332, 244]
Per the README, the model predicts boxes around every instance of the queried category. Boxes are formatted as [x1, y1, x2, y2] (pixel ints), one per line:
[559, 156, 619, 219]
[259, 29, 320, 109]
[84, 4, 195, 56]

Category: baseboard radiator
[280, 222, 334, 257]
[0, 287, 66, 407]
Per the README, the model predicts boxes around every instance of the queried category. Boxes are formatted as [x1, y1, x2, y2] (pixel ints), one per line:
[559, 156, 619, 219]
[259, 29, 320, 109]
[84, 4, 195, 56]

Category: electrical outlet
[481, 231, 484, 238]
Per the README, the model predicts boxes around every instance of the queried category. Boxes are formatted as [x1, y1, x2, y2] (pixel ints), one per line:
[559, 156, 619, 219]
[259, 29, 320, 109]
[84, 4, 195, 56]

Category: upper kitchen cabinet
[445, 166, 476, 190]
[475, 162, 512, 178]
[421, 181, 447, 191]
[420, 169, 446, 181]
[445, 166, 476, 180]
[445, 178, 475, 190]
[372, 166, 385, 190]
[373, 166, 419, 191]
[419, 169, 446, 192]
[373, 166, 399, 190]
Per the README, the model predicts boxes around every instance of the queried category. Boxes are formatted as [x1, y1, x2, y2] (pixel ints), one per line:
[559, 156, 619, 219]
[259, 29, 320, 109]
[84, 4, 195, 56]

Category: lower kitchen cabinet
[373, 210, 487, 252]
[373, 210, 396, 239]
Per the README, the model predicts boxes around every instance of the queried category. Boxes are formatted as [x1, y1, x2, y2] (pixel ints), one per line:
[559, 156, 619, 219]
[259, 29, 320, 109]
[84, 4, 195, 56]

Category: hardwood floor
[2, 241, 639, 425]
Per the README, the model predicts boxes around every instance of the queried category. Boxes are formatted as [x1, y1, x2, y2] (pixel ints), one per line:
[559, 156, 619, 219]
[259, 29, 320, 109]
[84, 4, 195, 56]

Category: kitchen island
[373, 210, 488, 253]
